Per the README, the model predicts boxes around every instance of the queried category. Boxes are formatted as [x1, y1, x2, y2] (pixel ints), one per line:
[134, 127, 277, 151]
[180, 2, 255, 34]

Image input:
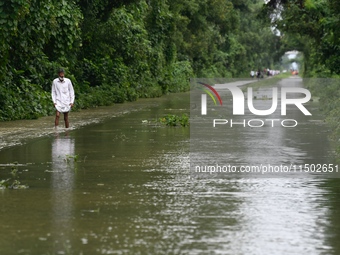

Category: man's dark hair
[58, 68, 65, 74]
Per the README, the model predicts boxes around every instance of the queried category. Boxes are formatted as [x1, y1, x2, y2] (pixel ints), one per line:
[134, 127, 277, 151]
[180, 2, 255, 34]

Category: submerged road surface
[0, 78, 340, 255]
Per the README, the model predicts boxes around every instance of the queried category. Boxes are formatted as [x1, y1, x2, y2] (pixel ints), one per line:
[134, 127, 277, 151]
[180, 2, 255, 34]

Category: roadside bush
[305, 78, 340, 162]
[0, 70, 52, 121]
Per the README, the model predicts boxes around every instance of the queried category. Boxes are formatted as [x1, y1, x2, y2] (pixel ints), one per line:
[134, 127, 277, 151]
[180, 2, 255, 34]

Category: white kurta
[51, 78, 75, 113]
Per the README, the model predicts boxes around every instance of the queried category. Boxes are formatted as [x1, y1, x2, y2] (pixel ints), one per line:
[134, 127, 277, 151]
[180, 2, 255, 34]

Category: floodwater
[1, 79, 340, 255]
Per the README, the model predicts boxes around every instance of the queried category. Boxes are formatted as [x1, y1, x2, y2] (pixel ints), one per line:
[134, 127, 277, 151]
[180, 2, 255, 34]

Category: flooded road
[1, 78, 340, 255]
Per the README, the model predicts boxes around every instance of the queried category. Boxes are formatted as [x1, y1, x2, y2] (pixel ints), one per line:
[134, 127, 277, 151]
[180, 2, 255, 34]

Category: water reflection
[51, 132, 75, 252]
[142, 150, 335, 254]
[236, 178, 331, 255]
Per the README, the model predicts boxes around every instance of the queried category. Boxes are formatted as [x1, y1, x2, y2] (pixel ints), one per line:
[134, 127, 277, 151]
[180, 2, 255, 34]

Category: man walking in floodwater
[51, 68, 75, 128]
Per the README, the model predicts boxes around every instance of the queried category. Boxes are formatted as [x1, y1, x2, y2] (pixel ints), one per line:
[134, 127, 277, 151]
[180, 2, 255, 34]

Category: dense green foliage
[0, 0, 280, 121]
[263, 0, 340, 160]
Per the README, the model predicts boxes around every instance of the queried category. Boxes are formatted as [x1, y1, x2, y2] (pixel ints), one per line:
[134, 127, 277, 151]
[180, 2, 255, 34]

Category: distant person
[257, 70, 262, 78]
[51, 68, 75, 128]
[250, 70, 255, 78]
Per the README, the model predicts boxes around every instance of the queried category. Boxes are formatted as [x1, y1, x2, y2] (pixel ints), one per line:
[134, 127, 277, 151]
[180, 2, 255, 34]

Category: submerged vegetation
[0, 163, 29, 189]
[0, 179, 29, 189]
[64, 154, 79, 163]
[159, 114, 189, 127]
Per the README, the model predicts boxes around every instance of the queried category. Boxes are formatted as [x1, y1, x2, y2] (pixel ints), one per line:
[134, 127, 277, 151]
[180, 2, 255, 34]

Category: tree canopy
[0, 0, 281, 120]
